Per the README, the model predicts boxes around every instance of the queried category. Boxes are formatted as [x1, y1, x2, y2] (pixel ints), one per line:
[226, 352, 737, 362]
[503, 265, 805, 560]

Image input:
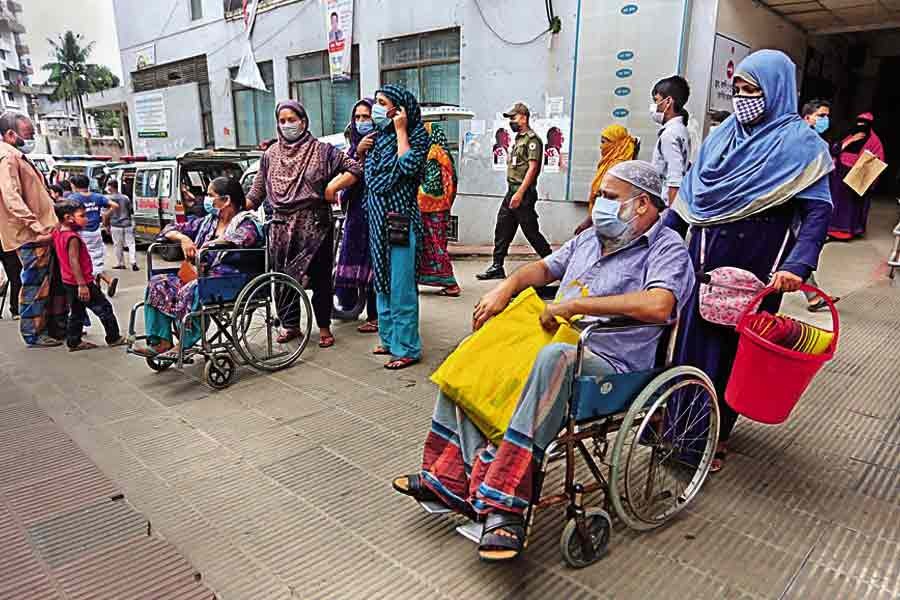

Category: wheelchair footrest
[418, 500, 453, 515]
[455, 520, 483, 544]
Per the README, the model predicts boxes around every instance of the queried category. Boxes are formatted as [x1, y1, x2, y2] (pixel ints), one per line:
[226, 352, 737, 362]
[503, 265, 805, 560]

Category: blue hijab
[673, 50, 833, 225]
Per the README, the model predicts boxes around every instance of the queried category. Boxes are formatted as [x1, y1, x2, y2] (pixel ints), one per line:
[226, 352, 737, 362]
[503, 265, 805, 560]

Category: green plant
[42, 31, 120, 137]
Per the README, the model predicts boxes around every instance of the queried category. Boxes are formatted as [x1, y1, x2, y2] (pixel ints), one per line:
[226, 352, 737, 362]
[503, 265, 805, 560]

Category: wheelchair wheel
[559, 508, 611, 569]
[609, 366, 719, 531]
[145, 356, 172, 372]
[204, 354, 235, 389]
[231, 272, 312, 372]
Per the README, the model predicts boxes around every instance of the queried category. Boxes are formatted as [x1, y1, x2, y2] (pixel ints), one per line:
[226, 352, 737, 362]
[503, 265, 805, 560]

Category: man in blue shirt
[392, 161, 695, 561]
[69, 175, 120, 296]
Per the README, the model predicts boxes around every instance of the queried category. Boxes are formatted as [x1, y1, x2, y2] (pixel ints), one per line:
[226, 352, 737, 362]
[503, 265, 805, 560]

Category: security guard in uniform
[477, 102, 552, 280]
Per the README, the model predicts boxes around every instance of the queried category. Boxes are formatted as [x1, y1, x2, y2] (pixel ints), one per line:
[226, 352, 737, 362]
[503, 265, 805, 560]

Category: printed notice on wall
[708, 34, 751, 114]
[323, 0, 354, 81]
[135, 92, 168, 139]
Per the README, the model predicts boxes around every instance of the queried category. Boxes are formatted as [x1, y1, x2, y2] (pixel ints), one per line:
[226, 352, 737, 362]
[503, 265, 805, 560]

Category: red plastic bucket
[725, 284, 839, 424]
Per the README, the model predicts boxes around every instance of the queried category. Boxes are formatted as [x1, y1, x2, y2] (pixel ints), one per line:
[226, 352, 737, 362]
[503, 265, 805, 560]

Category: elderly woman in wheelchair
[393, 161, 718, 565]
[135, 177, 262, 359]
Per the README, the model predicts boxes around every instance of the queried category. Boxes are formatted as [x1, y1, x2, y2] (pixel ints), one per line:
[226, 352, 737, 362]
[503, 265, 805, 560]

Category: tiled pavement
[1, 199, 898, 599]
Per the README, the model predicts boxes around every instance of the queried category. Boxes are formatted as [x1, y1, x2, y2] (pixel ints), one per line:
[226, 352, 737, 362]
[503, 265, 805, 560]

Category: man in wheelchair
[392, 160, 695, 561]
[135, 177, 263, 359]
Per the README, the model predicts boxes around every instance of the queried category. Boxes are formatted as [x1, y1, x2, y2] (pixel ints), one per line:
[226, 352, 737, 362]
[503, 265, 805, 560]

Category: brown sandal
[319, 334, 335, 348]
[373, 346, 391, 356]
[385, 357, 419, 370]
[357, 321, 379, 334]
[68, 341, 98, 352]
[276, 329, 302, 344]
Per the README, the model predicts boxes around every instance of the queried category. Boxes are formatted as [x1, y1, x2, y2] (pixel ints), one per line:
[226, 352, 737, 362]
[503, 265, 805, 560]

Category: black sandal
[478, 512, 526, 562]
[391, 474, 440, 503]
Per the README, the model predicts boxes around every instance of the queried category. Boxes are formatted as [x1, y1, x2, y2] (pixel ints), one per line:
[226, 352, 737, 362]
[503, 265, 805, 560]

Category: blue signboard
[616, 68, 633, 78]
[621, 4, 638, 15]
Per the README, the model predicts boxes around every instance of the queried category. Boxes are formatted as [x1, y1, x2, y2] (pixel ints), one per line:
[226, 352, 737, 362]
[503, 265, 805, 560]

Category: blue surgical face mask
[814, 115, 830, 134]
[203, 196, 219, 216]
[372, 104, 391, 130]
[591, 194, 641, 250]
[355, 119, 375, 136]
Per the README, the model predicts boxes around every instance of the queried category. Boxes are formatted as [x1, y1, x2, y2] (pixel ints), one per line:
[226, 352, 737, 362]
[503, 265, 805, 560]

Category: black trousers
[1, 249, 22, 317]
[64, 282, 120, 348]
[492, 185, 552, 266]
[306, 225, 335, 330]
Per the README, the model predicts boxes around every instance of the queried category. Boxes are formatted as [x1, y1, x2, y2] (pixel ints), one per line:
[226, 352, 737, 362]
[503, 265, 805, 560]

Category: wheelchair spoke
[611, 370, 719, 531]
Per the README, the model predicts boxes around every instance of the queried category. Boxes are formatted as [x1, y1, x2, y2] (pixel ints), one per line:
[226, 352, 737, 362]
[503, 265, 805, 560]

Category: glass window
[190, 0, 203, 20]
[288, 48, 360, 138]
[159, 169, 173, 198]
[230, 61, 275, 147]
[199, 82, 214, 148]
[380, 29, 461, 151]
[146, 170, 161, 197]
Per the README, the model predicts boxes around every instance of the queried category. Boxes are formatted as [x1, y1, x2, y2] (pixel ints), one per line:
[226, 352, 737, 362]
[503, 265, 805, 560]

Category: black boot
[476, 264, 506, 281]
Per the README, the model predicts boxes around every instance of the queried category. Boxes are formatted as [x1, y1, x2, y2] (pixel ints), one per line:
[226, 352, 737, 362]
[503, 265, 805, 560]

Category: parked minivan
[51, 156, 113, 192]
[108, 150, 260, 260]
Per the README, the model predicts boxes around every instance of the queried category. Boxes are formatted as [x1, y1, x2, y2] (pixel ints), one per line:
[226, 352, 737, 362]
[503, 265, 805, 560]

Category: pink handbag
[697, 228, 790, 327]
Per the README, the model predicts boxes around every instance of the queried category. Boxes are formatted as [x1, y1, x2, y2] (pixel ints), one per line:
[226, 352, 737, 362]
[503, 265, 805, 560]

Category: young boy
[52, 201, 125, 352]
[69, 174, 120, 296]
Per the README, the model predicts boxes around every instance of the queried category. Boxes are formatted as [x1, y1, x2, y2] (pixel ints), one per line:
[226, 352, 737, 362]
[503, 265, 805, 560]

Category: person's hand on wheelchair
[180, 238, 198, 261]
[540, 301, 572, 334]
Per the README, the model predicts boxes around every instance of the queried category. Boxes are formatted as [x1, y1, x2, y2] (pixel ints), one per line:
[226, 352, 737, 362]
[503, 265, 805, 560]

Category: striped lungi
[79, 228, 106, 275]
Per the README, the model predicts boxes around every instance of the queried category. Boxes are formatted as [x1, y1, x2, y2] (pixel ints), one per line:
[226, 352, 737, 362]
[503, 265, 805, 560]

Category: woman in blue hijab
[365, 84, 430, 369]
[664, 50, 833, 471]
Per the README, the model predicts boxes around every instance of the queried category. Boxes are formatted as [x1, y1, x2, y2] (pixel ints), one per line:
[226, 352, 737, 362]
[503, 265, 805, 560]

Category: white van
[108, 150, 260, 258]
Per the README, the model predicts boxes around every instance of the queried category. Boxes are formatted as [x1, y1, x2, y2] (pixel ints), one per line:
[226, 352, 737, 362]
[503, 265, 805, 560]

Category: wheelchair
[125, 219, 313, 389]
[427, 316, 720, 568]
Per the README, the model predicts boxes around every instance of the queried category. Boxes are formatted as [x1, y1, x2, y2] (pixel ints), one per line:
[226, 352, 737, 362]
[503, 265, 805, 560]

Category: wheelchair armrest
[574, 316, 677, 375]
[146, 242, 183, 274]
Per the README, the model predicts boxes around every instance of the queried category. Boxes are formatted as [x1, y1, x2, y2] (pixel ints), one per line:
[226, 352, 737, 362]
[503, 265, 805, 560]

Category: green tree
[42, 31, 120, 136]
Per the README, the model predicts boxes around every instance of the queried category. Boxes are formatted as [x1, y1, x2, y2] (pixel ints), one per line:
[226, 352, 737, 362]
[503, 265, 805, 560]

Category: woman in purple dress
[139, 177, 261, 357]
[334, 98, 379, 333]
[246, 100, 362, 348]
[664, 50, 834, 472]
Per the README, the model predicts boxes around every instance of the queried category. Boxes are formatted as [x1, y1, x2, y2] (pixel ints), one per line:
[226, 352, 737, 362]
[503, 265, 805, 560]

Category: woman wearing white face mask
[650, 75, 692, 206]
[246, 100, 362, 349]
[663, 50, 834, 473]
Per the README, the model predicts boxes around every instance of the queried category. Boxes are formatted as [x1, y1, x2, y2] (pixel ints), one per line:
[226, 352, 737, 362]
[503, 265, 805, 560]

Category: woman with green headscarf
[365, 84, 430, 370]
[417, 122, 460, 296]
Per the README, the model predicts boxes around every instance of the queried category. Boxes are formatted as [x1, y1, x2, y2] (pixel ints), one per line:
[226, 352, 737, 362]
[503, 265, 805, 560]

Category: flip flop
[107, 278, 119, 298]
[319, 334, 335, 348]
[807, 296, 840, 312]
[357, 321, 379, 334]
[276, 329, 302, 344]
[437, 286, 461, 298]
[373, 346, 391, 355]
[385, 357, 419, 370]
[68, 341, 99, 352]
[710, 448, 728, 473]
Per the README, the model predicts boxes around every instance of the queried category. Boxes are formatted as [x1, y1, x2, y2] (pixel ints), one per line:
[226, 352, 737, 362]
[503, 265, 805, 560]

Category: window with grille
[379, 29, 461, 150]
[287, 47, 360, 138]
[230, 61, 275, 147]
[132, 55, 209, 93]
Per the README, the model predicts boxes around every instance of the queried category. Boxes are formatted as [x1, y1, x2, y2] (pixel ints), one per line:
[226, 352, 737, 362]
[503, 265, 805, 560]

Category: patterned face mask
[733, 95, 766, 125]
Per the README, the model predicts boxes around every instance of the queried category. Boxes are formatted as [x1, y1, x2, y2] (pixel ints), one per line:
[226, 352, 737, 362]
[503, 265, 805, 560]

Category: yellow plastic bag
[430, 287, 581, 444]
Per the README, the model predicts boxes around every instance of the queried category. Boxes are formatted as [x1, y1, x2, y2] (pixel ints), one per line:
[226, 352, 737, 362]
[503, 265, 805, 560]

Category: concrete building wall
[110, 0, 815, 244]
[716, 0, 808, 75]
[129, 83, 205, 157]
[113, 0, 585, 245]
